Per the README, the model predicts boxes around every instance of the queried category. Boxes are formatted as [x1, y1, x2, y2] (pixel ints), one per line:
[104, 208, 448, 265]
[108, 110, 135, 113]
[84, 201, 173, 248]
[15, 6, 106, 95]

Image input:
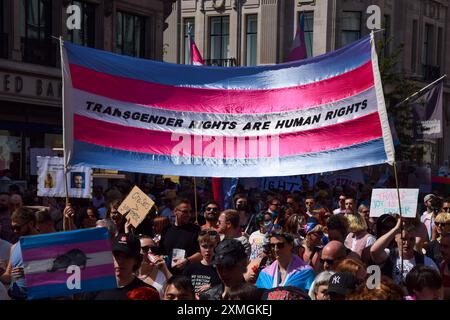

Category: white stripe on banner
[71, 87, 378, 136]
[24, 251, 113, 275]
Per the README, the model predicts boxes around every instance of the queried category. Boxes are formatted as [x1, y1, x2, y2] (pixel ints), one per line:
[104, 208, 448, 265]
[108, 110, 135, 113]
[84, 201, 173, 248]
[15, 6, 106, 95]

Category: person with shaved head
[320, 240, 361, 272]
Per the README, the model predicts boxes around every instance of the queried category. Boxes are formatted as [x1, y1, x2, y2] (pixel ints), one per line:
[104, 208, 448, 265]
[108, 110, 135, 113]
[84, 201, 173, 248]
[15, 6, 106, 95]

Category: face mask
[263, 221, 273, 231]
[236, 203, 247, 211]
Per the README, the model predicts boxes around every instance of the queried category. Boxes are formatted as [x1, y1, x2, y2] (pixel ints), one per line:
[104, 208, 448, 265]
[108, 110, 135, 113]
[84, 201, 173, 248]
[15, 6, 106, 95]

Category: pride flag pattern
[62, 33, 394, 177]
[20, 227, 116, 299]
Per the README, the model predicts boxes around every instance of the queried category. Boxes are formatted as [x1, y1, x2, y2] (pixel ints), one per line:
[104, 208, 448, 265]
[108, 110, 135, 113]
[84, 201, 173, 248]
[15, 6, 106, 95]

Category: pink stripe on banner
[73, 113, 383, 158]
[26, 264, 115, 288]
[22, 239, 111, 261]
[69, 62, 374, 114]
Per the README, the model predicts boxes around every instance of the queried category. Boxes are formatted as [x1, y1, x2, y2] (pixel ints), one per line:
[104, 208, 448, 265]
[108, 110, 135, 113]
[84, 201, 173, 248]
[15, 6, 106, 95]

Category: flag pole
[397, 74, 447, 106]
[193, 177, 198, 224]
[392, 161, 404, 282]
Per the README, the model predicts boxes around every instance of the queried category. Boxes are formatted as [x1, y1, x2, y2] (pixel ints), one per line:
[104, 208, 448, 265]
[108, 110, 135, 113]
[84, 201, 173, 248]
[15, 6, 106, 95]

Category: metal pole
[397, 74, 447, 106]
[393, 161, 404, 282]
[193, 177, 198, 224]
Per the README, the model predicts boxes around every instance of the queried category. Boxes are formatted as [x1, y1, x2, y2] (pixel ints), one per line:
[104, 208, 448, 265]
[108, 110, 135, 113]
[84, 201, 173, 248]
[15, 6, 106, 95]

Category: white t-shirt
[249, 230, 266, 260]
[384, 248, 439, 284]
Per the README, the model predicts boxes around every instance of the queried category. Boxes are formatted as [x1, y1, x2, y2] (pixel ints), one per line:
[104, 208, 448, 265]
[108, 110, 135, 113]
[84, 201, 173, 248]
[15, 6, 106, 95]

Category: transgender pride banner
[61, 33, 394, 177]
[21, 227, 116, 299]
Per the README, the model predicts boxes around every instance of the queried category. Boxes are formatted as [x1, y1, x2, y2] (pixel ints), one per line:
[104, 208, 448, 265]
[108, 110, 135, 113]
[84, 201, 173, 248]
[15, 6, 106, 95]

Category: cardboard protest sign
[20, 227, 116, 299]
[118, 186, 155, 228]
[370, 189, 419, 218]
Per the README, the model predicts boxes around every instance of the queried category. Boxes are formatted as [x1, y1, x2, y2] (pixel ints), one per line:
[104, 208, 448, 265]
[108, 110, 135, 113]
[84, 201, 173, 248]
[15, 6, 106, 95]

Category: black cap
[211, 239, 247, 267]
[112, 233, 141, 258]
[327, 272, 358, 296]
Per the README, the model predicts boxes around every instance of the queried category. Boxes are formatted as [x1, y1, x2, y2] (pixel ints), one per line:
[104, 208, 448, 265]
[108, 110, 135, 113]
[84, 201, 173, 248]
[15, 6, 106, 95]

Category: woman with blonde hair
[344, 213, 376, 261]
[426, 212, 450, 265]
[298, 218, 327, 272]
[308, 271, 334, 300]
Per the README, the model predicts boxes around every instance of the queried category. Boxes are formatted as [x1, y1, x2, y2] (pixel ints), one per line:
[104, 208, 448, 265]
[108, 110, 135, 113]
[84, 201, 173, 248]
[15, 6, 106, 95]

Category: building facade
[164, 0, 450, 167]
[0, 0, 174, 181]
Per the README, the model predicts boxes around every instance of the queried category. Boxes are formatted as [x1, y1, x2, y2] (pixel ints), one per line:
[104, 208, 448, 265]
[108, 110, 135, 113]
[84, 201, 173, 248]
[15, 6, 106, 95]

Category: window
[209, 16, 229, 60]
[68, 1, 95, 48]
[0, 0, 6, 58]
[115, 11, 146, 58]
[341, 11, 361, 47]
[245, 14, 257, 66]
[383, 14, 391, 57]
[411, 20, 418, 72]
[183, 17, 194, 64]
[423, 23, 434, 65]
[20, 0, 55, 65]
[437, 27, 443, 66]
[299, 11, 314, 57]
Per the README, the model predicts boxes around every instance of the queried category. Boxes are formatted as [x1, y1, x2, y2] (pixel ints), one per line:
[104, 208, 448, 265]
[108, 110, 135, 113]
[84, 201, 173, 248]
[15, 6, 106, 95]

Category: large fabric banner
[21, 227, 116, 299]
[62, 33, 394, 177]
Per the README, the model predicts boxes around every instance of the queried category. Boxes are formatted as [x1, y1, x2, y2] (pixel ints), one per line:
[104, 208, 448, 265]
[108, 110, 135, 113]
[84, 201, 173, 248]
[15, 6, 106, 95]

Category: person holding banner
[0, 208, 39, 299]
[81, 233, 152, 300]
[370, 218, 438, 285]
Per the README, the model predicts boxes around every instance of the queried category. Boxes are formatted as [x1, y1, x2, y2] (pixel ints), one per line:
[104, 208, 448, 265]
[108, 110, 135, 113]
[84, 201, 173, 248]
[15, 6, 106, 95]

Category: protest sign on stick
[369, 188, 419, 218]
[118, 186, 155, 228]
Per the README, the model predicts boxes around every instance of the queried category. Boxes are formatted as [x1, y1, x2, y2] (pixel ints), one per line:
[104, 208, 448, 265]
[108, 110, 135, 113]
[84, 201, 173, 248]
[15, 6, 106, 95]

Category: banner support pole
[393, 161, 404, 282]
[193, 177, 198, 224]
[397, 74, 447, 106]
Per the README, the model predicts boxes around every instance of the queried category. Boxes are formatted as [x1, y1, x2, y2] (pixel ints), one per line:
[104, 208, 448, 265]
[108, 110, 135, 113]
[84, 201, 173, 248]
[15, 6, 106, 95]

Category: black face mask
[236, 203, 247, 211]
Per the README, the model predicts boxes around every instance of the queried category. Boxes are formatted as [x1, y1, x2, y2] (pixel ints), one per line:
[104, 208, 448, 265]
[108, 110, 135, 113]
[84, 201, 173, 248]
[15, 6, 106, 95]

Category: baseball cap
[261, 286, 310, 300]
[211, 239, 247, 267]
[424, 194, 436, 203]
[327, 272, 358, 296]
[112, 233, 141, 257]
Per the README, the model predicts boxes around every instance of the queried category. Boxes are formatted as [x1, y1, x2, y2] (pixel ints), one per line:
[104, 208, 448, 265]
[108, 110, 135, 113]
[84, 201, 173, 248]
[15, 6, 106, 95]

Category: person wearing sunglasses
[138, 236, 172, 298]
[158, 199, 202, 274]
[320, 240, 352, 272]
[201, 201, 220, 231]
[249, 212, 273, 261]
[442, 198, 450, 213]
[0, 207, 39, 299]
[304, 196, 316, 217]
[256, 231, 315, 292]
[426, 212, 450, 265]
[333, 194, 347, 215]
[183, 229, 221, 298]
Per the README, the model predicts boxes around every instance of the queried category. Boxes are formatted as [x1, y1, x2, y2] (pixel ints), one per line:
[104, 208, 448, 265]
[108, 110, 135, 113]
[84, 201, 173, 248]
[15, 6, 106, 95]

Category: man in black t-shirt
[183, 229, 221, 296]
[158, 199, 202, 274]
[81, 233, 154, 300]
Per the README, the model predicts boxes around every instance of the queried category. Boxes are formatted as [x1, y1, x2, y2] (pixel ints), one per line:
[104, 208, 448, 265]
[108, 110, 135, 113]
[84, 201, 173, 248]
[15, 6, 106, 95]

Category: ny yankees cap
[327, 272, 358, 296]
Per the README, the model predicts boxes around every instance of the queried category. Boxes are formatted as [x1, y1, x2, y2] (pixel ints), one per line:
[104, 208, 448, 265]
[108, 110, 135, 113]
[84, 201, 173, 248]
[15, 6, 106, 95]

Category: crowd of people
[0, 175, 449, 300]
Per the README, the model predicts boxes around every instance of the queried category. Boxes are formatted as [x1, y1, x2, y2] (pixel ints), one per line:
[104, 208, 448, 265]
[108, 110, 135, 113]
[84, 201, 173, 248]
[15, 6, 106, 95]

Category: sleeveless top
[10, 243, 26, 289]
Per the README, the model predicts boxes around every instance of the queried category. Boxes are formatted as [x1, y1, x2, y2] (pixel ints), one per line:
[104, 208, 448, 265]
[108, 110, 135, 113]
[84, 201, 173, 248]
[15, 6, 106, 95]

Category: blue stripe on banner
[71, 139, 388, 178]
[27, 275, 117, 300]
[64, 36, 371, 90]
[20, 227, 109, 250]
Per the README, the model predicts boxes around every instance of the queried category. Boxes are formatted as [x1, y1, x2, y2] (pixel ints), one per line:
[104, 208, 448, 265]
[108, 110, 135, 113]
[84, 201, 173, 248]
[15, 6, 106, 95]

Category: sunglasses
[205, 207, 219, 212]
[140, 246, 156, 253]
[320, 258, 335, 265]
[435, 222, 449, 227]
[443, 207, 450, 212]
[269, 242, 286, 249]
[199, 230, 219, 236]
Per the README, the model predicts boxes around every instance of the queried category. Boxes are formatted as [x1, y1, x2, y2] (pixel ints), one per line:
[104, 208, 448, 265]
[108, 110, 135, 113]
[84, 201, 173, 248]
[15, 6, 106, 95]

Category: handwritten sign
[118, 186, 155, 228]
[370, 189, 419, 218]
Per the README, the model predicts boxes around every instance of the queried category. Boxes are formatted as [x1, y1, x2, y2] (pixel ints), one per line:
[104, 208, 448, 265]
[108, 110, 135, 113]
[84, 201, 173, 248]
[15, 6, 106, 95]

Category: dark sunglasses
[435, 222, 449, 227]
[205, 207, 219, 212]
[320, 258, 335, 265]
[141, 246, 156, 253]
[269, 242, 286, 249]
[199, 230, 219, 236]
